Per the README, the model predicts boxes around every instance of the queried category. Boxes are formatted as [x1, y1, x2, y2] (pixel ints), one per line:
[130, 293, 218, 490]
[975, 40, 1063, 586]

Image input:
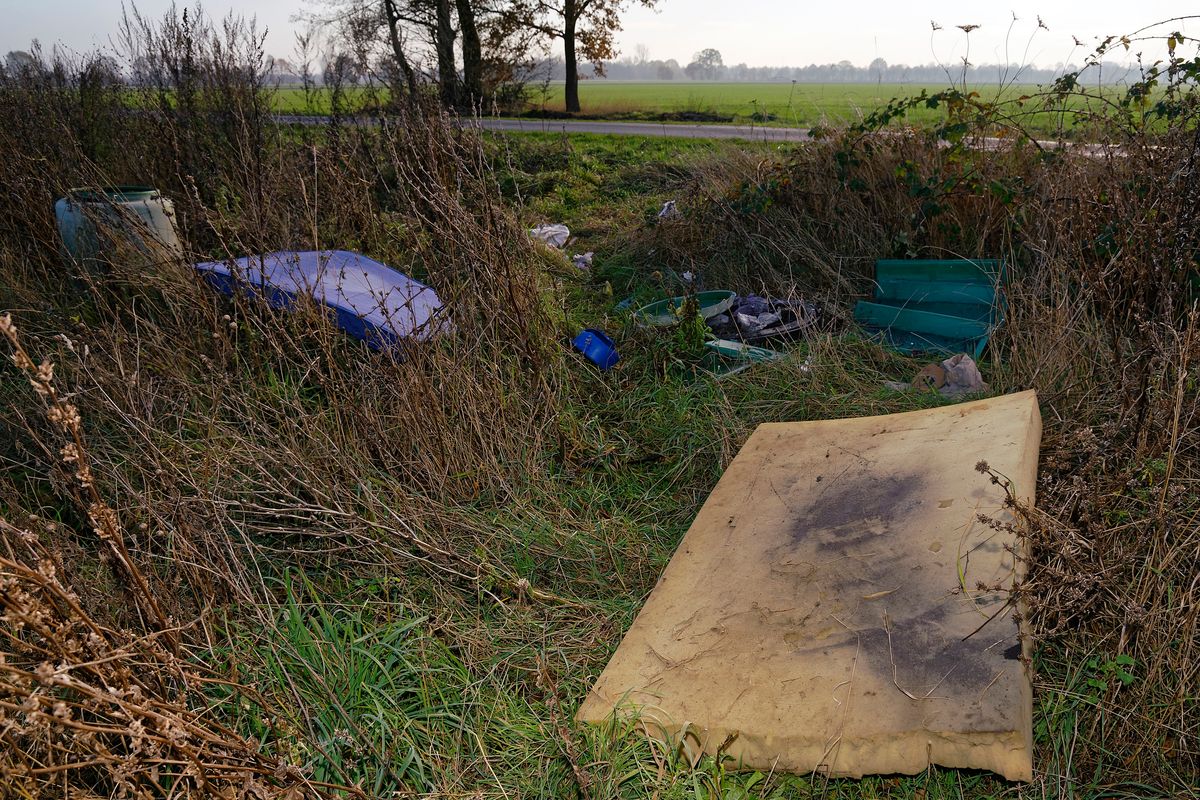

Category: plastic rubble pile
[707, 294, 820, 344]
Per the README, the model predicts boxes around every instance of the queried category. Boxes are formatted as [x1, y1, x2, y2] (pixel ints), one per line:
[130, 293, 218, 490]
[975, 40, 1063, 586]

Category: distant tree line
[527, 48, 1142, 85]
[4, 18, 1143, 124]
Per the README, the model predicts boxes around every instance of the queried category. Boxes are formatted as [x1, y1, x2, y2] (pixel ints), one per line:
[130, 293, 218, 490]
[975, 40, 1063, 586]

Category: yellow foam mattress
[577, 391, 1042, 781]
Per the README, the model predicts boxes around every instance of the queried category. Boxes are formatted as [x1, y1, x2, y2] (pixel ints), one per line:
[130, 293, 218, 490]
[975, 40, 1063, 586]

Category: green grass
[269, 86, 381, 115]
[524, 80, 995, 126]
[487, 130, 755, 240]
[271, 81, 991, 127]
[212, 575, 468, 794]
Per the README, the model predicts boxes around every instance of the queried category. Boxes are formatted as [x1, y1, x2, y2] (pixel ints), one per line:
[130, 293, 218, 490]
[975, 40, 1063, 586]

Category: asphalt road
[467, 117, 814, 141]
[273, 113, 812, 141]
[469, 118, 1120, 156]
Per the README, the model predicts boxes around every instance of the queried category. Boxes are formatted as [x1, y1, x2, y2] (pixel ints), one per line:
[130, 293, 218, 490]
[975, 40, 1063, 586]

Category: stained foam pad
[577, 391, 1041, 781]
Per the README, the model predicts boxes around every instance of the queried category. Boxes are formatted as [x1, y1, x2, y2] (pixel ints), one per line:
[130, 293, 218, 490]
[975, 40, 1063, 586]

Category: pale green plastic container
[54, 186, 181, 266]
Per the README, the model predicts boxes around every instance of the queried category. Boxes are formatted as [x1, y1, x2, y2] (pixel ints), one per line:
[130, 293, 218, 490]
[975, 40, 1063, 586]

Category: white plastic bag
[530, 223, 570, 249]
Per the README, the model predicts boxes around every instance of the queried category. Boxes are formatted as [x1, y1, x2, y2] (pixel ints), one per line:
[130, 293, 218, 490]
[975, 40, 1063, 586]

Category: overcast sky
[0, 1, 1191, 69]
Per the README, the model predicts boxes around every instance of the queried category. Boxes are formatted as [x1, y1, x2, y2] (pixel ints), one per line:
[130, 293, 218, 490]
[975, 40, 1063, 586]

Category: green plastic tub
[634, 290, 737, 327]
[704, 338, 784, 363]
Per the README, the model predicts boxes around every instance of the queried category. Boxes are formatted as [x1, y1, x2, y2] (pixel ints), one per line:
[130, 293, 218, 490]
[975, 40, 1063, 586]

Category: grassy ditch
[1, 14, 1198, 800]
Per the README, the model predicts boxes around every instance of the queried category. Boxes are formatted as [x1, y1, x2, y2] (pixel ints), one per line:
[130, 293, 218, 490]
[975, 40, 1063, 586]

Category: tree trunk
[563, 1, 579, 113]
[382, 0, 418, 98]
[435, 0, 458, 108]
[456, 0, 482, 108]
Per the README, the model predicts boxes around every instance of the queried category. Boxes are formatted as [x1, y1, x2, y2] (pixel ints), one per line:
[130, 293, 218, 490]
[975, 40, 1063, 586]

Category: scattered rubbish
[634, 290, 737, 327]
[623, 287, 819, 377]
[530, 223, 570, 249]
[885, 353, 989, 397]
[572, 328, 619, 370]
[193, 250, 446, 349]
[854, 259, 1004, 358]
[708, 294, 820, 343]
[657, 200, 681, 220]
[572, 252, 594, 270]
[912, 362, 947, 390]
[577, 391, 1043, 782]
[55, 186, 182, 266]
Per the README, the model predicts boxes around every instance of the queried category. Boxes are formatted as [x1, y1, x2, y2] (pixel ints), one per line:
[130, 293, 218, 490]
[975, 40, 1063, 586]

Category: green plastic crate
[854, 259, 1004, 358]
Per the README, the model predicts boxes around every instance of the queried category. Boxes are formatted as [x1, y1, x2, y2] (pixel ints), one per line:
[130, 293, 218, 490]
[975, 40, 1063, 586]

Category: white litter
[658, 200, 681, 220]
[530, 223, 570, 249]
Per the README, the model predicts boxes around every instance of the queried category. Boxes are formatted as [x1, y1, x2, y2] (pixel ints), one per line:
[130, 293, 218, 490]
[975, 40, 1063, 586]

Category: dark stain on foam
[769, 459, 1019, 710]
[784, 598, 1009, 700]
[792, 470, 927, 552]
[856, 602, 998, 698]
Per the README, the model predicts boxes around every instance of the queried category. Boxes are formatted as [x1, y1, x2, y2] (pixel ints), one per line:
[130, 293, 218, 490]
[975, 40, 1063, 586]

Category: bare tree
[517, 0, 659, 113]
[307, 0, 539, 110]
[456, 0, 483, 104]
[380, 0, 420, 96]
[432, 0, 457, 105]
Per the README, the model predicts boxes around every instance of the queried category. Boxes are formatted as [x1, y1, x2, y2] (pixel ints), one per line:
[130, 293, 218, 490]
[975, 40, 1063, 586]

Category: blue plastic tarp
[194, 250, 446, 349]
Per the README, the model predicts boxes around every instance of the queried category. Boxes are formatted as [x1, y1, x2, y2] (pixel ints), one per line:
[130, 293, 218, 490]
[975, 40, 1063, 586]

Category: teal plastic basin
[854, 259, 1004, 358]
[634, 290, 736, 327]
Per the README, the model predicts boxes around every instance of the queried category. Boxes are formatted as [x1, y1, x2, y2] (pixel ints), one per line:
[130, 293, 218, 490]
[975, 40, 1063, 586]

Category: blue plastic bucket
[572, 328, 619, 371]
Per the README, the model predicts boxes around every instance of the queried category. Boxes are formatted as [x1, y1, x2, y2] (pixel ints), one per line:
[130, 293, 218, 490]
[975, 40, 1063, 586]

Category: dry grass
[0, 525, 340, 798]
[0, 15, 582, 795]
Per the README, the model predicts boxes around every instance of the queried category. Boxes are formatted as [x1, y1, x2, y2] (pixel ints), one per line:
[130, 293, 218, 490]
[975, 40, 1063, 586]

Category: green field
[271, 80, 1107, 133]
[524, 80, 998, 125]
[271, 82, 994, 125]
